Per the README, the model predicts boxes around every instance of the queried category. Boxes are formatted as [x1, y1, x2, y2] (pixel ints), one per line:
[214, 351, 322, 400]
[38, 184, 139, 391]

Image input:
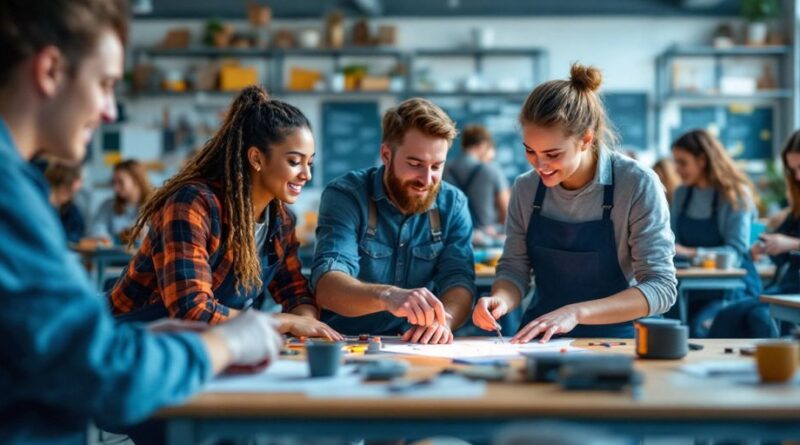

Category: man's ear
[380, 143, 392, 166]
[33, 46, 67, 98]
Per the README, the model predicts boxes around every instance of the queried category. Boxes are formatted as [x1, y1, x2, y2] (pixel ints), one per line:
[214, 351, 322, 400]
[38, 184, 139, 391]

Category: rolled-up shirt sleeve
[494, 176, 534, 299]
[311, 187, 363, 290]
[630, 170, 678, 315]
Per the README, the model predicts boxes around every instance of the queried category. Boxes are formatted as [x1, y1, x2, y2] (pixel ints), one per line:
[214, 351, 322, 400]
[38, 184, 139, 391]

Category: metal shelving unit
[654, 44, 793, 155]
[409, 48, 547, 98]
[125, 46, 548, 100]
[133, 47, 271, 58]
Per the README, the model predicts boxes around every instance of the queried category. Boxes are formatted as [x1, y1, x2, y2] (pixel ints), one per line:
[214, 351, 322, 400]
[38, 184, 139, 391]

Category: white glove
[210, 310, 283, 366]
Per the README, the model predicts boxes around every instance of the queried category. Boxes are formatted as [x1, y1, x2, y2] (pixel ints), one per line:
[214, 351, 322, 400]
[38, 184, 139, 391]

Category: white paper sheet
[676, 360, 799, 385]
[380, 338, 579, 363]
[202, 360, 486, 399]
[307, 374, 486, 399]
[203, 360, 361, 393]
[679, 360, 757, 378]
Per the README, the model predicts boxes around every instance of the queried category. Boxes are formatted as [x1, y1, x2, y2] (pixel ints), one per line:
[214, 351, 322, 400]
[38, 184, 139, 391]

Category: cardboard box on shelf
[219, 65, 259, 91]
[287, 67, 322, 91]
[159, 28, 191, 49]
[360, 75, 391, 91]
[195, 63, 221, 91]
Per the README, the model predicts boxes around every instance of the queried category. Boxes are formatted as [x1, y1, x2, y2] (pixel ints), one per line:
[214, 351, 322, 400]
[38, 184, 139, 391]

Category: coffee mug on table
[306, 340, 344, 378]
[756, 340, 799, 383]
[715, 251, 736, 270]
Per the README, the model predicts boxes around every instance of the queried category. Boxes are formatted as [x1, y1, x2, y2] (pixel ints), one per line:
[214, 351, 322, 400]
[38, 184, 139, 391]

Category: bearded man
[312, 98, 475, 344]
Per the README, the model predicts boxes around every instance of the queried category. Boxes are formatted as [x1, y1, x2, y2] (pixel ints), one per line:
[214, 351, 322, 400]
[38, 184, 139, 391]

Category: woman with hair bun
[472, 64, 677, 343]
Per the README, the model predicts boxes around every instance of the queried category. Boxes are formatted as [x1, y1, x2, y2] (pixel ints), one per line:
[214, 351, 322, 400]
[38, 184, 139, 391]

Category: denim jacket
[312, 166, 476, 335]
[0, 119, 209, 444]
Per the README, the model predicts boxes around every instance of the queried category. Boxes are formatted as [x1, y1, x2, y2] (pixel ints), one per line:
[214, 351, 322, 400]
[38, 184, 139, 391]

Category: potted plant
[758, 159, 788, 217]
[741, 0, 780, 46]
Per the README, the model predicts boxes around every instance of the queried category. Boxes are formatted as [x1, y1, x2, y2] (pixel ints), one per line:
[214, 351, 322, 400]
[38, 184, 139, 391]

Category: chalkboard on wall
[437, 97, 529, 184]
[603, 92, 648, 151]
[321, 101, 382, 184]
[671, 104, 773, 160]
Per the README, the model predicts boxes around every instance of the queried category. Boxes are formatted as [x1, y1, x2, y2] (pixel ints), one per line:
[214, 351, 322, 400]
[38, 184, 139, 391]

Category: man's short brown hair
[44, 161, 82, 189]
[382, 98, 457, 151]
[0, 0, 128, 86]
[461, 124, 493, 151]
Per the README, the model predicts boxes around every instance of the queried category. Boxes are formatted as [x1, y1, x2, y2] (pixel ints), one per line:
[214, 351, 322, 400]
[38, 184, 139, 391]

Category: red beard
[385, 162, 440, 215]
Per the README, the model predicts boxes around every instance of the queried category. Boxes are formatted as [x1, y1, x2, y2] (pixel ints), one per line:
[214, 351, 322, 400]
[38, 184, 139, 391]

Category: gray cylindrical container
[634, 318, 688, 359]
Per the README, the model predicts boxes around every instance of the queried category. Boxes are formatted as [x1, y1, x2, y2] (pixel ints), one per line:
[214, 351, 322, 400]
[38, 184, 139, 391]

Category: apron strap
[366, 199, 378, 239]
[602, 184, 614, 220]
[681, 186, 695, 214]
[366, 170, 378, 239]
[532, 177, 546, 215]
[711, 190, 719, 217]
[428, 207, 442, 243]
[452, 163, 485, 227]
[451, 163, 484, 192]
[602, 160, 615, 220]
[461, 164, 484, 192]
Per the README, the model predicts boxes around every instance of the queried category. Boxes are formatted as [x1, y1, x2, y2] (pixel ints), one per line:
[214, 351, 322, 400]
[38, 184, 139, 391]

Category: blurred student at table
[88, 159, 151, 245]
[708, 129, 800, 338]
[753, 130, 800, 295]
[44, 160, 86, 243]
[670, 129, 761, 337]
[444, 124, 510, 246]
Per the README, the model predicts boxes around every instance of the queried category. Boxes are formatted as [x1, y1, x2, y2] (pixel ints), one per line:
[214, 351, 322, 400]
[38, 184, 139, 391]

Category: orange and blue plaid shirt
[109, 180, 315, 323]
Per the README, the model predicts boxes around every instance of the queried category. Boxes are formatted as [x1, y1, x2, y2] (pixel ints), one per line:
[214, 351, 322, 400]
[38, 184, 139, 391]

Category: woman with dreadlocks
[108, 85, 341, 340]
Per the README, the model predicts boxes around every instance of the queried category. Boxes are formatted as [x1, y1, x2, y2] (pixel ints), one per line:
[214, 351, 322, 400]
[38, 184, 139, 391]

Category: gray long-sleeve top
[670, 185, 756, 266]
[495, 149, 677, 316]
[89, 197, 140, 242]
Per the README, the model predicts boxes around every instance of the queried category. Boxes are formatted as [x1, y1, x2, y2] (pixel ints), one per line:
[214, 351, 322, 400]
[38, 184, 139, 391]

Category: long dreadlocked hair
[128, 85, 311, 293]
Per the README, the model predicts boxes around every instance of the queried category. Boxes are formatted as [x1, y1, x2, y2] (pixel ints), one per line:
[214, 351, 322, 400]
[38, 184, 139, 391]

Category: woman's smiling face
[522, 123, 588, 188]
[254, 126, 315, 204]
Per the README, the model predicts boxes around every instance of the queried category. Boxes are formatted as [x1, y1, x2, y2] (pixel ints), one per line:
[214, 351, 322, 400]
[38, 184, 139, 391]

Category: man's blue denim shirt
[312, 166, 476, 335]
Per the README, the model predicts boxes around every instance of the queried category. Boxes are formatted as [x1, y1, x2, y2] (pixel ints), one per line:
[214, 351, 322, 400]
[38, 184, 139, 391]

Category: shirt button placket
[396, 222, 409, 285]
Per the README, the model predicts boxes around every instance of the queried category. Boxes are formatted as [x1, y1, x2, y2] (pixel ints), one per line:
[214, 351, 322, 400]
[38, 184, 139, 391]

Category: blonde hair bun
[569, 63, 602, 93]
